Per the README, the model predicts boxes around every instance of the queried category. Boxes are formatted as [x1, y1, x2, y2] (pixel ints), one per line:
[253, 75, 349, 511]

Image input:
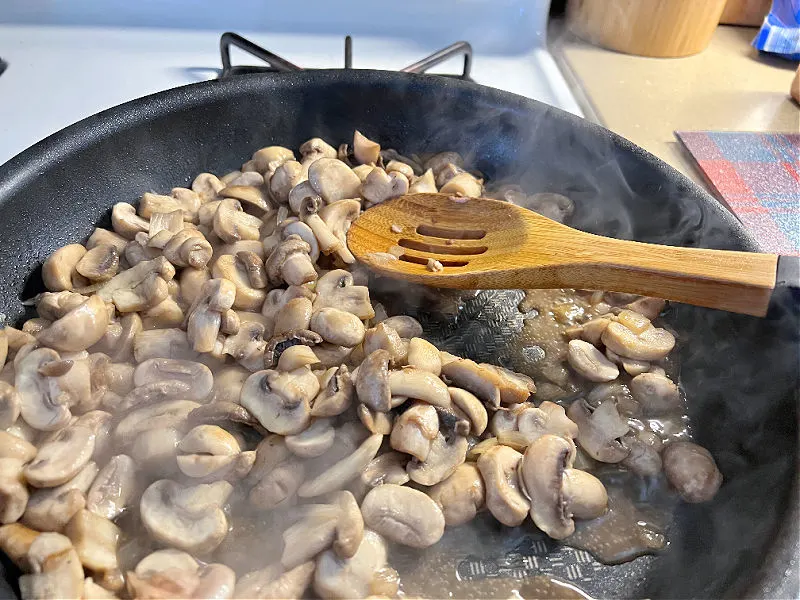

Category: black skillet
[0, 33, 796, 600]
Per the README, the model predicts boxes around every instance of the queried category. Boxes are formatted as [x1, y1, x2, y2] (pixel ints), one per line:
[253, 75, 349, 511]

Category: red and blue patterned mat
[676, 131, 799, 256]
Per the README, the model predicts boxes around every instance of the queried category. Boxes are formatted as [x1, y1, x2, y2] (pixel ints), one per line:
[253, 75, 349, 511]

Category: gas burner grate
[219, 32, 472, 81]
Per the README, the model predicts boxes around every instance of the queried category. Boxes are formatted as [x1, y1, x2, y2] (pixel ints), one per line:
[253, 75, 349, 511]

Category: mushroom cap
[601, 322, 676, 362]
[265, 235, 314, 286]
[629, 372, 682, 415]
[308, 158, 362, 203]
[310, 308, 366, 347]
[360, 484, 445, 548]
[520, 434, 577, 539]
[140, 479, 232, 554]
[562, 468, 608, 519]
[114, 399, 200, 445]
[240, 369, 315, 435]
[567, 340, 620, 383]
[37, 295, 109, 352]
[476, 444, 530, 527]
[662, 441, 722, 503]
[311, 365, 354, 418]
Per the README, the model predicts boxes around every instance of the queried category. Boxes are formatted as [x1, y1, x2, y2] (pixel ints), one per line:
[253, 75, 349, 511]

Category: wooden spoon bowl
[347, 193, 797, 317]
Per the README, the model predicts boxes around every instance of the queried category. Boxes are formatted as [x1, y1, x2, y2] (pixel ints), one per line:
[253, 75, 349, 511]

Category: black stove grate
[218, 32, 472, 80]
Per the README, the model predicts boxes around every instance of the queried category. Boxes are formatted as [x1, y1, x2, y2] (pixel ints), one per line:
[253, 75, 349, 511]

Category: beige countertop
[552, 24, 799, 184]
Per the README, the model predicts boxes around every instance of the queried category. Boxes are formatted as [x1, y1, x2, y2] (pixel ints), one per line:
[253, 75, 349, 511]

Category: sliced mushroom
[353, 131, 381, 165]
[360, 168, 409, 205]
[132, 358, 213, 403]
[281, 512, 337, 570]
[355, 349, 391, 412]
[300, 137, 338, 163]
[408, 168, 437, 194]
[567, 339, 619, 382]
[265, 235, 317, 287]
[357, 404, 393, 435]
[236, 561, 314, 600]
[23, 423, 95, 488]
[240, 368, 318, 435]
[319, 199, 361, 264]
[629, 372, 682, 415]
[308, 158, 362, 203]
[185, 278, 237, 353]
[428, 462, 485, 527]
[313, 270, 374, 320]
[8, 349, 71, 431]
[448, 387, 488, 435]
[114, 399, 199, 445]
[0, 430, 35, 463]
[248, 455, 305, 511]
[35, 294, 109, 353]
[64, 508, 120, 572]
[18, 532, 84, 600]
[312, 365, 355, 417]
[253, 145, 295, 175]
[263, 329, 323, 369]
[273, 297, 313, 337]
[132, 327, 197, 363]
[222, 184, 270, 212]
[314, 529, 388, 599]
[98, 256, 175, 313]
[87, 228, 128, 254]
[127, 548, 201, 599]
[76, 244, 120, 282]
[86, 455, 136, 520]
[388, 367, 450, 408]
[476, 445, 530, 527]
[0, 458, 29, 524]
[22, 465, 94, 534]
[112, 202, 150, 239]
[140, 479, 232, 554]
[361, 484, 444, 548]
[42, 244, 88, 292]
[662, 441, 722, 503]
[213, 198, 263, 244]
[310, 308, 366, 347]
[390, 402, 438, 461]
[601, 321, 676, 362]
[298, 433, 382, 498]
[567, 398, 630, 463]
[213, 253, 267, 311]
[0, 523, 41, 569]
[440, 172, 482, 197]
[360, 452, 410, 489]
[406, 337, 441, 376]
[270, 160, 306, 204]
[407, 432, 468, 486]
[621, 430, 663, 477]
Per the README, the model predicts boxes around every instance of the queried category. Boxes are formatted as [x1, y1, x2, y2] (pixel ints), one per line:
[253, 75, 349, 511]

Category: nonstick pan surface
[0, 70, 796, 599]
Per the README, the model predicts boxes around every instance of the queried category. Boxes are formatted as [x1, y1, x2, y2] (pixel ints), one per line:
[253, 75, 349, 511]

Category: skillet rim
[0, 69, 795, 598]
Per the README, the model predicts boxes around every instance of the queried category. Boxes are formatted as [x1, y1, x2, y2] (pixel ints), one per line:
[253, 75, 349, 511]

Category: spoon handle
[519, 231, 786, 316]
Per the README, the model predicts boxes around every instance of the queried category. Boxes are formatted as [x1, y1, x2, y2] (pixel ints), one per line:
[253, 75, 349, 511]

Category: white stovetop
[0, 0, 582, 166]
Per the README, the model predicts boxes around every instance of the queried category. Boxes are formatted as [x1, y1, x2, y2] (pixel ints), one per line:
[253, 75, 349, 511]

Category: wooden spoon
[347, 193, 798, 317]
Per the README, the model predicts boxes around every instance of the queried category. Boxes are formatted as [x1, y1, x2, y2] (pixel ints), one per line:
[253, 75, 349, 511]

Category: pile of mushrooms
[0, 131, 722, 600]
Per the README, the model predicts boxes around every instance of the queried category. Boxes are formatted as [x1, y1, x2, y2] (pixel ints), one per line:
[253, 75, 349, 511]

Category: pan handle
[219, 32, 302, 78]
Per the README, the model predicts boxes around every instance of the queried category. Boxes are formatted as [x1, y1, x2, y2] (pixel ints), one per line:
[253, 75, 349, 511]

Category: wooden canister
[567, 0, 727, 57]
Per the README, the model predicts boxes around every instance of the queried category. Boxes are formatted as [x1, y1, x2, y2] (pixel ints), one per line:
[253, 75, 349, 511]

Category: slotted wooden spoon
[347, 193, 799, 317]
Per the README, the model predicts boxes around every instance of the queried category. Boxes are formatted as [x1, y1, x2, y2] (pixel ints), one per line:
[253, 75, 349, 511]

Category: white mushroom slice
[388, 367, 451, 408]
[319, 199, 361, 264]
[313, 270, 374, 320]
[133, 358, 213, 402]
[312, 365, 355, 418]
[213, 253, 267, 311]
[300, 137, 338, 163]
[222, 321, 267, 371]
[385, 160, 414, 179]
[86, 454, 136, 520]
[282, 513, 337, 570]
[0, 458, 29, 524]
[601, 321, 676, 362]
[298, 433, 383, 498]
[355, 349, 391, 412]
[185, 278, 237, 353]
[476, 445, 530, 527]
[629, 372, 682, 415]
[179, 425, 240, 456]
[114, 400, 200, 444]
[286, 418, 335, 458]
[15, 348, 73, 431]
[162, 228, 213, 269]
[314, 529, 388, 599]
[22, 461, 97, 531]
[0, 384, 21, 431]
[352, 131, 380, 165]
[440, 172, 482, 197]
[133, 327, 197, 362]
[357, 404, 393, 435]
[213, 198, 263, 244]
[64, 508, 120, 572]
[333, 490, 364, 559]
[19, 532, 84, 600]
[360, 168, 409, 205]
[240, 368, 317, 435]
[112, 202, 151, 239]
[308, 158, 362, 203]
[567, 339, 620, 382]
[0, 523, 41, 569]
[221, 184, 270, 212]
[277, 345, 320, 372]
[407, 338, 441, 376]
[516, 401, 580, 445]
[0, 430, 35, 462]
[273, 297, 313, 336]
[253, 145, 295, 174]
[282, 220, 320, 263]
[361, 452, 410, 488]
[361, 484, 445, 548]
[265, 235, 317, 287]
[567, 399, 630, 463]
[378, 315, 421, 339]
[76, 244, 120, 282]
[236, 561, 315, 600]
[24, 424, 95, 488]
[140, 479, 232, 554]
[87, 228, 127, 254]
[42, 244, 88, 292]
[448, 387, 488, 435]
[270, 160, 306, 204]
[441, 358, 535, 407]
[428, 462, 486, 527]
[310, 308, 366, 347]
[409, 168, 437, 194]
[390, 402, 438, 461]
[36, 295, 109, 353]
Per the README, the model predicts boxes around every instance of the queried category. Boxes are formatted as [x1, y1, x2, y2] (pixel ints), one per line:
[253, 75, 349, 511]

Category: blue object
[753, 0, 800, 60]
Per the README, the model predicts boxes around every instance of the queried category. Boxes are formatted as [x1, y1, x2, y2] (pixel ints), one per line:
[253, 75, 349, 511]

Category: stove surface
[0, 1, 582, 165]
